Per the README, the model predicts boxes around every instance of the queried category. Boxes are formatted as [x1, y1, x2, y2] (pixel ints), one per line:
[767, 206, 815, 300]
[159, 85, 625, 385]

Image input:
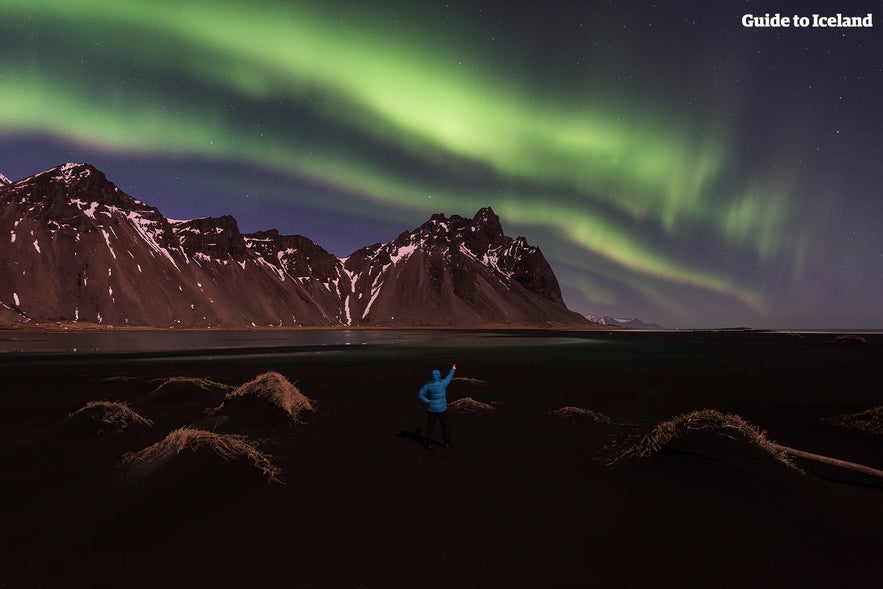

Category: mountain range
[585, 315, 663, 330]
[0, 163, 591, 329]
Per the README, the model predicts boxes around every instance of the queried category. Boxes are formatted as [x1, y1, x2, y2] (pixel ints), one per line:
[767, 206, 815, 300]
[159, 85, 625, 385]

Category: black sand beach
[1, 330, 880, 588]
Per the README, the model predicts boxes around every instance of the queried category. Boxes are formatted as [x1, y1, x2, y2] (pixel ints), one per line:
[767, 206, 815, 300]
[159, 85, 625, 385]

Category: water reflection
[0, 329, 602, 354]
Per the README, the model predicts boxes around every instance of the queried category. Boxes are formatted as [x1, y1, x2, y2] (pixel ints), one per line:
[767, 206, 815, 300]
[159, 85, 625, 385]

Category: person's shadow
[396, 427, 430, 449]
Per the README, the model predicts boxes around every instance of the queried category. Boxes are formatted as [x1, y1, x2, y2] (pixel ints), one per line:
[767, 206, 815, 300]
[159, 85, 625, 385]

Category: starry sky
[1, 0, 881, 329]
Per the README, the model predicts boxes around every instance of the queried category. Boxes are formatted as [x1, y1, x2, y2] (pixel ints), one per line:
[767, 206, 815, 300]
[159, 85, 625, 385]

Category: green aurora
[2, 0, 879, 327]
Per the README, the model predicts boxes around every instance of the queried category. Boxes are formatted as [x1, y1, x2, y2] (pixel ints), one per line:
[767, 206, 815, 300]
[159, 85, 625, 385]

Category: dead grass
[122, 426, 282, 483]
[614, 409, 799, 470]
[68, 401, 154, 434]
[821, 405, 882, 435]
[151, 376, 233, 394]
[220, 371, 315, 423]
[448, 397, 496, 414]
[549, 406, 612, 423]
[453, 377, 487, 385]
[831, 334, 867, 344]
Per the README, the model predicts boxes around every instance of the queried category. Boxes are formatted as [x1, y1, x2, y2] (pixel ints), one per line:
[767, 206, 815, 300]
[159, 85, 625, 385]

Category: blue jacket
[417, 367, 455, 413]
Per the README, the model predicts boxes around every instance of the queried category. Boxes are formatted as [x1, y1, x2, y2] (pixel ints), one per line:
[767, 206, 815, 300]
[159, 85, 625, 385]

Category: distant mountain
[586, 315, 663, 330]
[0, 163, 590, 328]
[0, 172, 10, 186]
[343, 208, 587, 326]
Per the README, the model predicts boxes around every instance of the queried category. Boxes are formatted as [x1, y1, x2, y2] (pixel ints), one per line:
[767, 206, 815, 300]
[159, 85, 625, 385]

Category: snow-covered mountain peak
[30, 162, 96, 186]
[472, 206, 501, 226]
[4, 162, 143, 216]
[173, 215, 248, 261]
[0, 172, 10, 186]
[585, 315, 663, 329]
[2, 164, 588, 328]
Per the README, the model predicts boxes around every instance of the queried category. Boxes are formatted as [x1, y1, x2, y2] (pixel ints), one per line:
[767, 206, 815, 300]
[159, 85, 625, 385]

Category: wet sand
[1, 330, 880, 587]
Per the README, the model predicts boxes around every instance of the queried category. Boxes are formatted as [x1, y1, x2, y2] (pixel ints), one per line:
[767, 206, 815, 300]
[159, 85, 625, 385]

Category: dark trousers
[426, 410, 450, 446]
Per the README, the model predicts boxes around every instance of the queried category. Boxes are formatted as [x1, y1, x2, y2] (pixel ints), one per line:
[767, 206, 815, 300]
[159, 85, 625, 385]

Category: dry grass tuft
[122, 426, 282, 483]
[69, 401, 154, 434]
[615, 409, 799, 470]
[151, 376, 233, 394]
[821, 406, 883, 435]
[550, 406, 612, 423]
[453, 377, 487, 385]
[831, 334, 867, 344]
[221, 372, 315, 423]
[448, 397, 496, 414]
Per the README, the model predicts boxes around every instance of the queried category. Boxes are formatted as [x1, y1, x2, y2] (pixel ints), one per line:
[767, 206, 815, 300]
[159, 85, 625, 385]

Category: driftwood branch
[774, 444, 883, 479]
[614, 409, 883, 480]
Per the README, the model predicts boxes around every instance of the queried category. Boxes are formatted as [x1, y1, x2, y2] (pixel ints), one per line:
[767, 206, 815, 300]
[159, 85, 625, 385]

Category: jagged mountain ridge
[586, 315, 663, 330]
[342, 209, 574, 325]
[0, 163, 590, 328]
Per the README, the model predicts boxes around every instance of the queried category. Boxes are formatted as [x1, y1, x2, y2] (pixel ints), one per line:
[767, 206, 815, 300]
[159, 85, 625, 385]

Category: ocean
[0, 328, 604, 355]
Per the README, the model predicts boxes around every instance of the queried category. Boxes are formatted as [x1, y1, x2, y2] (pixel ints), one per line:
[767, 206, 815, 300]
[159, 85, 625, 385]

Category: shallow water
[0, 328, 604, 354]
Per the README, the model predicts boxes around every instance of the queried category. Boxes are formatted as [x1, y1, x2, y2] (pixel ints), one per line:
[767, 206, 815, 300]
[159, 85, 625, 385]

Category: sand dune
[142, 377, 233, 416]
[122, 426, 282, 483]
[453, 376, 488, 385]
[831, 334, 868, 344]
[448, 396, 497, 414]
[822, 405, 882, 436]
[615, 408, 798, 469]
[150, 376, 233, 395]
[215, 371, 315, 423]
[118, 372, 312, 485]
[614, 408, 883, 479]
[549, 406, 612, 423]
[67, 400, 155, 435]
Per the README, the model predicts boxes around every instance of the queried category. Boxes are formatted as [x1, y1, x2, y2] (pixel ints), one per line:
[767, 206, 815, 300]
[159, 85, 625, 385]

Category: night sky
[2, 0, 881, 329]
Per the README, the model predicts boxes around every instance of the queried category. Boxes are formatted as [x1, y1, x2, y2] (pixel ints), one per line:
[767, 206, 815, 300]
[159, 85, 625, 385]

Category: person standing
[417, 363, 456, 448]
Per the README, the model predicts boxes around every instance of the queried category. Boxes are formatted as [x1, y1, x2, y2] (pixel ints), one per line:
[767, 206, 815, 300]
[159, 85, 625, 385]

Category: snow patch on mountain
[255, 255, 288, 282]
[71, 199, 100, 219]
[390, 242, 419, 264]
[37, 162, 95, 187]
[1, 163, 587, 328]
[100, 229, 117, 259]
[125, 213, 180, 269]
[363, 272, 386, 318]
[586, 315, 663, 329]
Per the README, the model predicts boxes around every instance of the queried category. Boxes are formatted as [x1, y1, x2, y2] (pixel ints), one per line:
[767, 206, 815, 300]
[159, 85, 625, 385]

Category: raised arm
[441, 365, 456, 386]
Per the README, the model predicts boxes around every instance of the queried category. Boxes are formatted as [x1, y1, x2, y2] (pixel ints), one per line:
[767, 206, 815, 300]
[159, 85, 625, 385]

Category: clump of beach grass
[822, 406, 882, 435]
[68, 401, 154, 434]
[122, 426, 282, 483]
[549, 406, 612, 423]
[831, 334, 867, 344]
[614, 409, 798, 470]
[453, 377, 487, 385]
[219, 371, 315, 423]
[449, 397, 496, 414]
[151, 376, 233, 394]
[612, 409, 883, 479]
